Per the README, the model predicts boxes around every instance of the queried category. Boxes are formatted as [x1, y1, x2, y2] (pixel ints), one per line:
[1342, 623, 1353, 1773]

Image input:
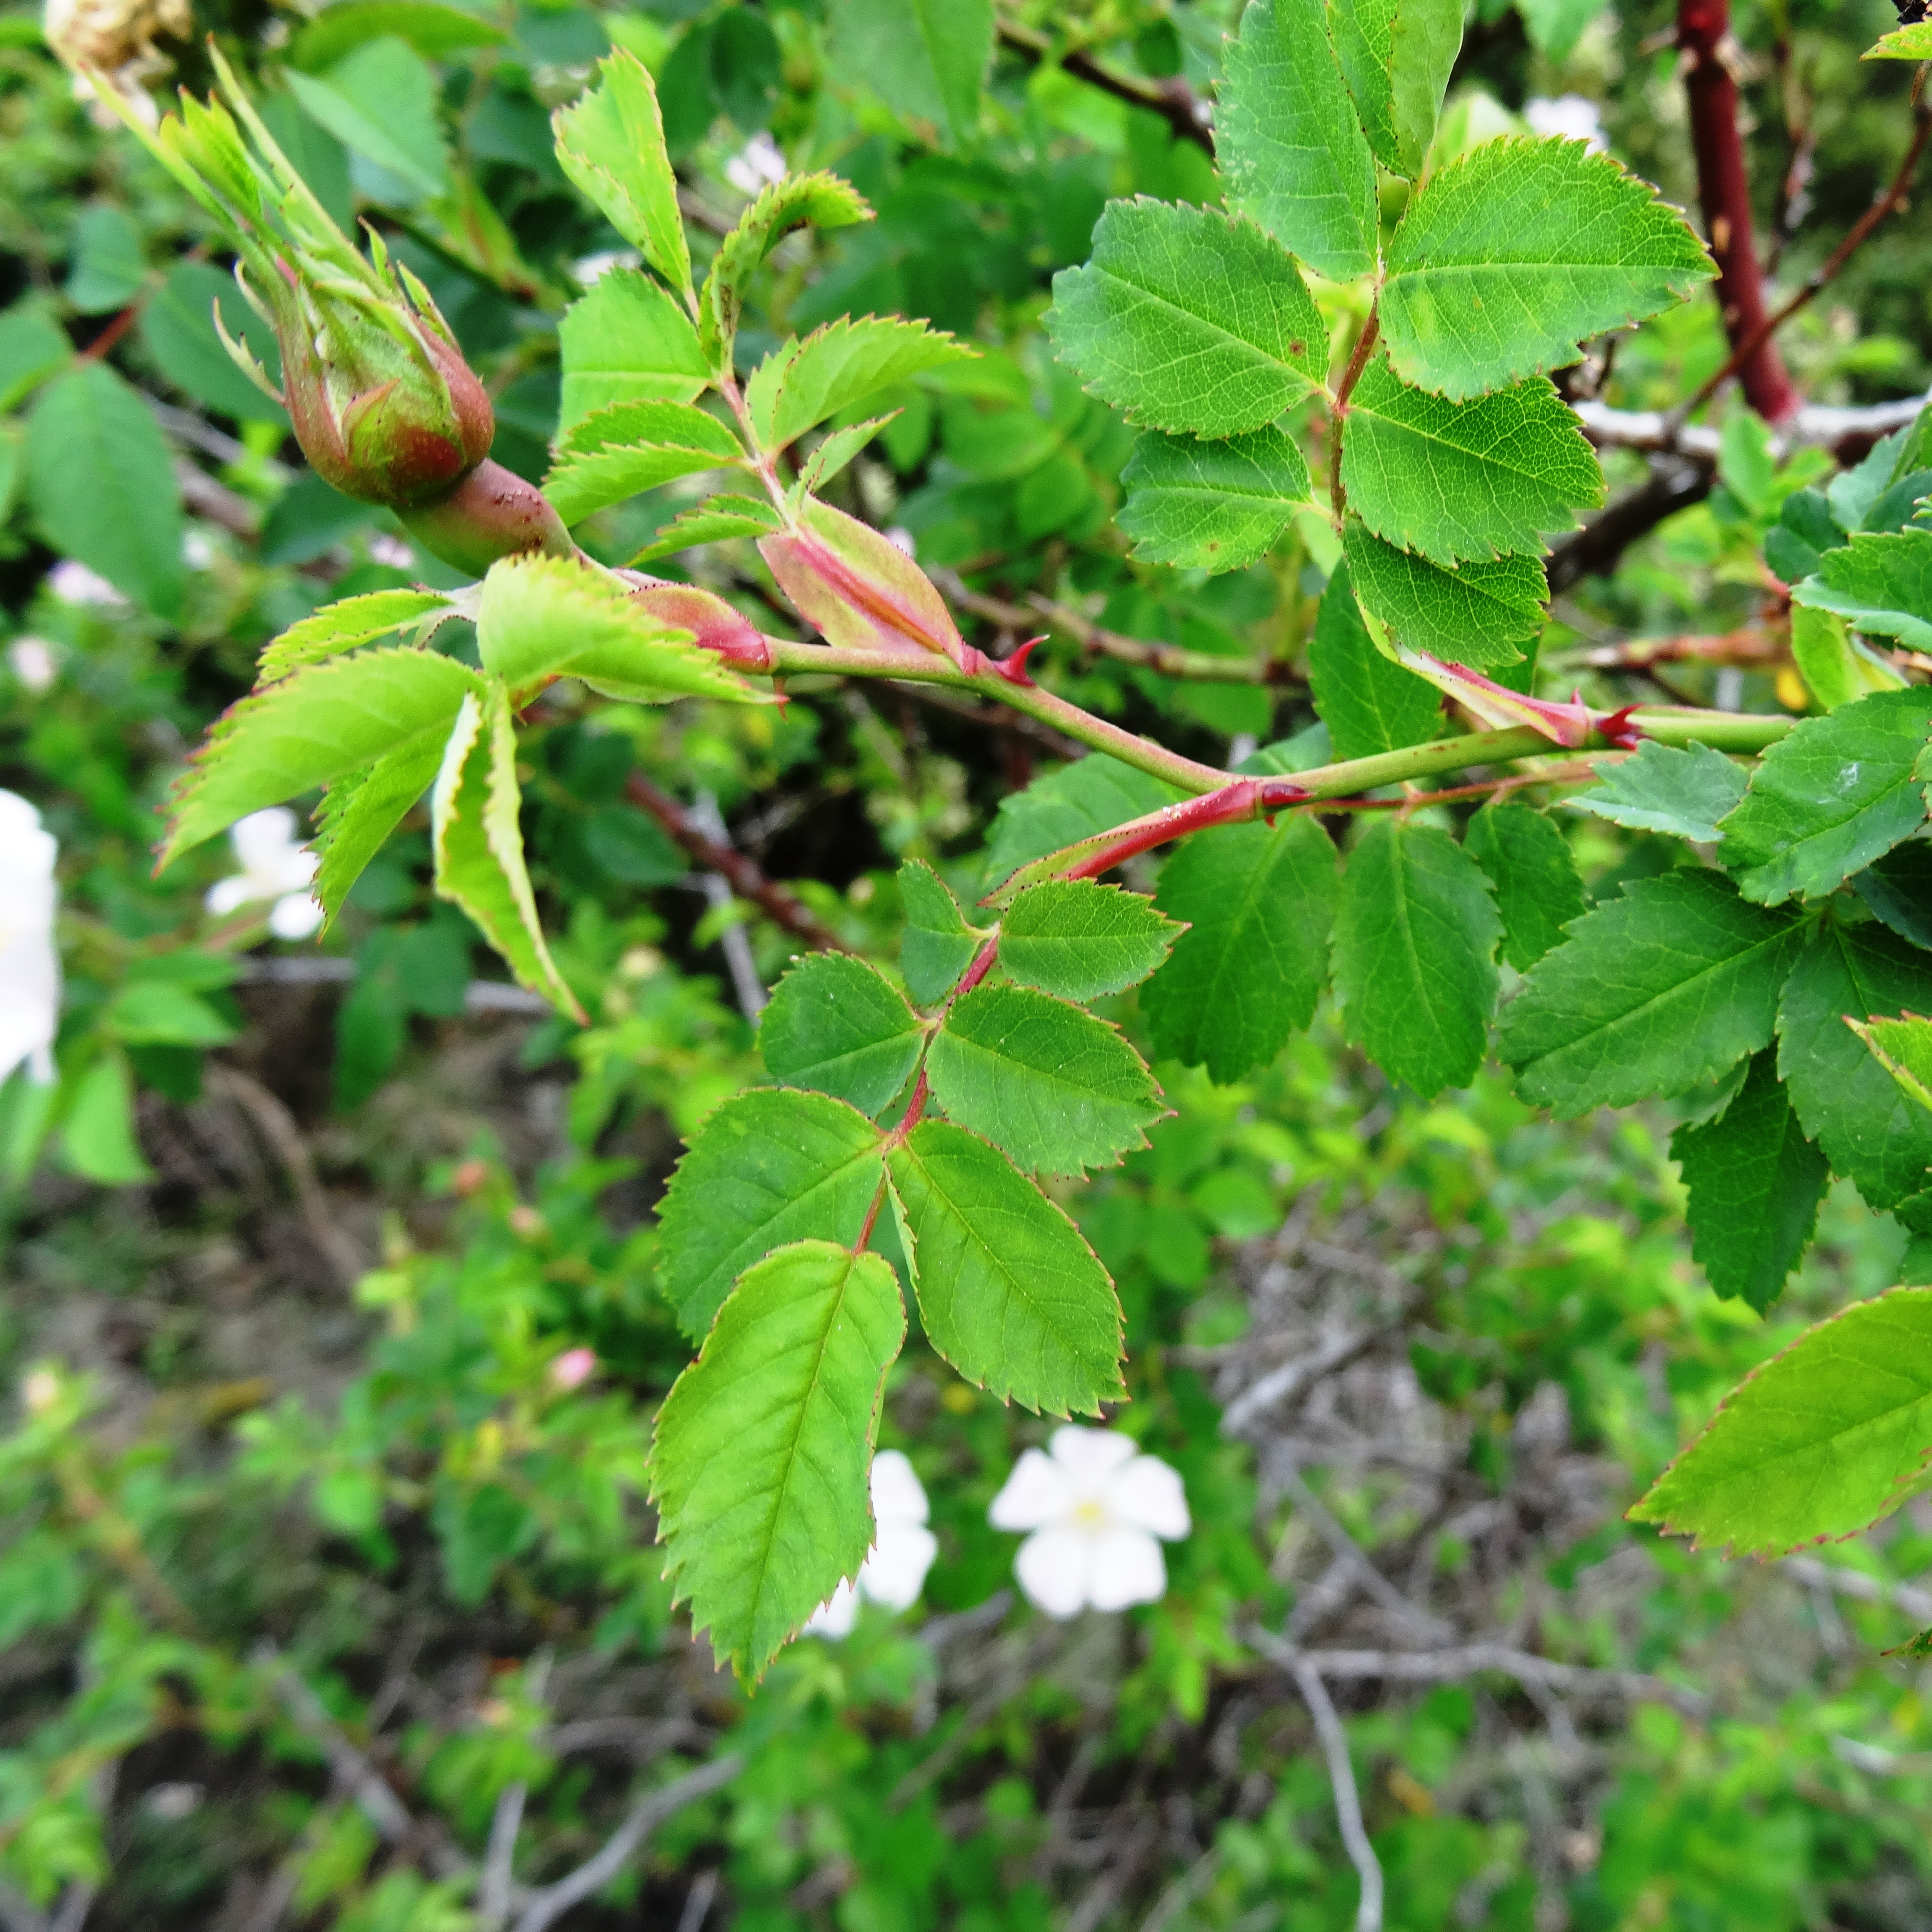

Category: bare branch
[689, 794, 770, 1020]
[1219, 1330, 1372, 1437]
[1780, 1556, 1932, 1627]
[995, 18, 1212, 153]
[1271, 1463, 1455, 1645]
[0, 1880, 51, 1932]
[479, 1654, 551, 1932]
[509, 1755, 743, 1932]
[1286, 1656, 1383, 1932]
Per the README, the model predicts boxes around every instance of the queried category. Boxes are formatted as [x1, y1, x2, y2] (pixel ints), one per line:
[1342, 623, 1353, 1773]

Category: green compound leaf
[257, 589, 453, 684]
[1630, 1286, 1932, 1555]
[1670, 1050, 1830, 1313]
[1792, 529, 1932, 652]
[1145, 817, 1338, 1083]
[925, 984, 1165, 1179]
[1332, 817, 1501, 1098]
[1331, 0, 1398, 168]
[163, 647, 481, 866]
[1570, 740, 1747, 845]
[1499, 870, 1809, 1115]
[1306, 559, 1442, 761]
[544, 399, 744, 526]
[556, 268, 708, 436]
[474, 552, 754, 705]
[982, 754, 1185, 891]
[1386, 0, 1464, 177]
[1218, 0, 1380, 282]
[651, 1240, 903, 1681]
[1342, 520, 1545, 669]
[758, 954, 926, 1119]
[1118, 426, 1312, 573]
[1044, 199, 1328, 439]
[1465, 799, 1585, 971]
[25, 361, 184, 620]
[898, 859, 988, 1007]
[431, 687, 580, 1020]
[627, 494, 783, 565]
[701, 173, 873, 364]
[1851, 1012, 1932, 1115]
[1777, 923, 1932, 1215]
[1720, 689, 1932, 904]
[886, 1119, 1126, 1415]
[746, 316, 973, 452]
[312, 732, 447, 925]
[1340, 358, 1603, 566]
[998, 880, 1179, 1002]
[1856, 842, 1932, 949]
[656, 1090, 887, 1342]
[1379, 138, 1713, 401]
[551, 50, 691, 299]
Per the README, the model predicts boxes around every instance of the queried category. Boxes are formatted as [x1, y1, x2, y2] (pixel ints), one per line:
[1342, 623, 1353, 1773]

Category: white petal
[204, 875, 257, 915]
[804, 1580, 859, 1638]
[1085, 1528, 1167, 1611]
[989, 1448, 1074, 1531]
[870, 1449, 928, 1526]
[268, 892, 325, 940]
[1105, 1455, 1190, 1541]
[1047, 1425, 1140, 1482]
[858, 1521, 937, 1611]
[230, 807, 301, 873]
[1013, 1527, 1094, 1619]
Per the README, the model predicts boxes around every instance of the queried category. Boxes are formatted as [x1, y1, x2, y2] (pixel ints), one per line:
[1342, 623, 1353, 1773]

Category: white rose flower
[48, 559, 127, 608]
[204, 807, 324, 940]
[1524, 95, 1607, 153]
[7, 637, 58, 692]
[989, 1426, 1190, 1619]
[0, 790, 61, 1086]
[725, 131, 786, 197]
[805, 1449, 940, 1638]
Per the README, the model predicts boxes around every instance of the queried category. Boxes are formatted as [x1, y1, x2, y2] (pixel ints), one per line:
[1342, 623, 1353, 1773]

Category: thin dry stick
[1288, 1658, 1383, 1932]
[1273, 1464, 1455, 1644]
[479, 1653, 552, 1930]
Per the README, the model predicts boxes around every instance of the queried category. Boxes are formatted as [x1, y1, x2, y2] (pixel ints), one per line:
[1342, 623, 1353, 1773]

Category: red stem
[1678, 0, 1801, 424]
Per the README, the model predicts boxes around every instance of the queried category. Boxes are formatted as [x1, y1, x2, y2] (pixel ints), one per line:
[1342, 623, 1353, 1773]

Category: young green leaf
[898, 860, 987, 1006]
[1850, 1012, 1932, 1115]
[1855, 841, 1932, 948]
[760, 496, 964, 660]
[1044, 199, 1328, 439]
[25, 362, 184, 620]
[257, 589, 453, 684]
[1868, 17, 1932, 57]
[163, 647, 482, 865]
[551, 50, 691, 299]
[1144, 818, 1338, 1083]
[999, 881, 1179, 1001]
[1117, 426, 1312, 573]
[1306, 559, 1442, 761]
[543, 399, 744, 525]
[982, 754, 1186, 891]
[1379, 138, 1713, 400]
[925, 984, 1165, 1178]
[655, 1089, 888, 1341]
[700, 173, 873, 363]
[431, 687, 581, 1019]
[1339, 358, 1603, 565]
[1465, 800, 1585, 970]
[312, 732, 447, 923]
[1670, 1050, 1830, 1312]
[1342, 521, 1545, 668]
[1332, 818, 1501, 1097]
[1218, 0, 1380, 282]
[1630, 1286, 1932, 1555]
[1720, 689, 1932, 904]
[557, 267, 708, 435]
[474, 552, 755, 705]
[627, 494, 783, 565]
[651, 1240, 904, 1680]
[1386, 0, 1464, 176]
[1794, 529, 1932, 651]
[886, 1120, 1126, 1415]
[1570, 740, 1747, 845]
[759, 954, 926, 1118]
[1790, 603, 1906, 713]
[1777, 923, 1932, 1215]
[745, 316, 972, 452]
[1499, 870, 1809, 1114]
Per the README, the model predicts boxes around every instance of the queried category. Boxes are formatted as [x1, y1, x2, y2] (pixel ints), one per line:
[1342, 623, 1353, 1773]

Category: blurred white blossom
[725, 131, 786, 197]
[570, 249, 640, 287]
[48, 560, 127, 608]
[0, 790, 61, 1086]
[884, 526, 917, 557]
[205, 807, 324, 939]
[806, 1450, 939, 1638]
[7, 638, 58, 692]
[368, 534, 416, 571]
[1524, 95, 1607, 153]
[182, 529, 215, 570]
[989, 1427, 1189, 1619]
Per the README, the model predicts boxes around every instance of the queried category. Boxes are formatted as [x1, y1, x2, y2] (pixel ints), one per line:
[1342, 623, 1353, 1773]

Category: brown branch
[1546, 456, 1715, 593]
[1678, 0, 1801, 423]
[1577, 624, 1783, 670]
[995, 19, 1212, 153]
[624, 772, 849, 954]
[1684, 71, 1932, 418]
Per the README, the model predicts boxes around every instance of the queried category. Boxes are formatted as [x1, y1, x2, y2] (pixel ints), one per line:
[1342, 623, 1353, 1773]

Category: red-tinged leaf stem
[1328, 309, 1380, 519]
